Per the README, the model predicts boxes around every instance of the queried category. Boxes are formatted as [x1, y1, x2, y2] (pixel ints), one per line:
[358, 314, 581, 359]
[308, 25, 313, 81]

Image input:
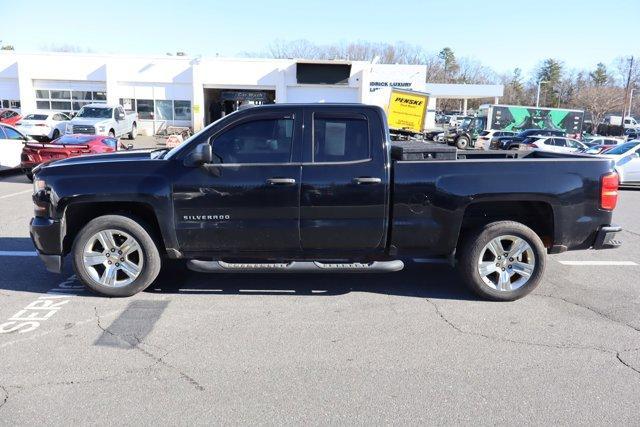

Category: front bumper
[593, 225, 622, 250]
[30, 216, 64, 273]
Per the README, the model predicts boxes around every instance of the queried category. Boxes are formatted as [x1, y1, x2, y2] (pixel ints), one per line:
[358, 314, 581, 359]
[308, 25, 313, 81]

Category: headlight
[65, 123, 72, 133]
[33, 178, 46, 194]
[98, 126, 106, 132]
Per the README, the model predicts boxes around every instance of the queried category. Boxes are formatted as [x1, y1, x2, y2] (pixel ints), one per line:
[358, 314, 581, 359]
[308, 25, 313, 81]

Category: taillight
[530, 143, 539, 148]
[15, 122, 21, 126]
[600, 172, 619, 210]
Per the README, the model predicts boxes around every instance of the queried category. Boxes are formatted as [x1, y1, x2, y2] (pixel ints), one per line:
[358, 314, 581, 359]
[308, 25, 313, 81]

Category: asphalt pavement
[1, 160, 639, 424]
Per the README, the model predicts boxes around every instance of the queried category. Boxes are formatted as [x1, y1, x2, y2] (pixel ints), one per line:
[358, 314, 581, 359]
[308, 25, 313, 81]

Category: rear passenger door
[300, 108, 388, 252]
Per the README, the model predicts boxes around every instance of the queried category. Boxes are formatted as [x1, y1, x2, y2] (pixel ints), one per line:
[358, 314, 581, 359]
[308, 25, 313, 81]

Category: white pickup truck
[65, 104, 138, 139]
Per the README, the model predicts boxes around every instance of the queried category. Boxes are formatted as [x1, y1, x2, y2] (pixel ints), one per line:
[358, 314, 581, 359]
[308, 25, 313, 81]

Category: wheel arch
[63, 201, 166, 256]
[457, 200, 555, 253]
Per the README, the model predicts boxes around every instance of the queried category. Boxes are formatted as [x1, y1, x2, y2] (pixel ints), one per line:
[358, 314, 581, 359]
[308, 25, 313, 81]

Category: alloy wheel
[477, 235, 535, 292]
[82, 229, 143, 287]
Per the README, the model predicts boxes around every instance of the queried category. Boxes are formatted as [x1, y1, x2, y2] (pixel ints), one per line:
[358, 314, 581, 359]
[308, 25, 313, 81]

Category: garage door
[33, 80, 107, 113]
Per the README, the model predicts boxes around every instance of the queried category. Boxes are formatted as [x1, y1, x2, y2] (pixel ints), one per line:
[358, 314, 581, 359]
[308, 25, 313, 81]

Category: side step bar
[187, 260, 405, 274]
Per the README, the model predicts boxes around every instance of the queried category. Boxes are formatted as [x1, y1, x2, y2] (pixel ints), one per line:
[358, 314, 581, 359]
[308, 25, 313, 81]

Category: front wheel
[51, 129, 60, 141]
[72, 215, 161, 297]
[458, 221, 546, 301]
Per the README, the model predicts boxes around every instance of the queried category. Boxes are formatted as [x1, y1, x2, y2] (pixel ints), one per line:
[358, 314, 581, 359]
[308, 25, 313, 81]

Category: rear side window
[313, 116, 369, 162]
[212, 118, 293, 164]
[479, 131, 489, 137]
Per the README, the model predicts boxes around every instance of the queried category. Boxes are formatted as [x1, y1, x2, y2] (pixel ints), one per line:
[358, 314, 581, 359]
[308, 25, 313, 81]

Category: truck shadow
[0, 237, 476, 301]
[147, 261, 477, 301]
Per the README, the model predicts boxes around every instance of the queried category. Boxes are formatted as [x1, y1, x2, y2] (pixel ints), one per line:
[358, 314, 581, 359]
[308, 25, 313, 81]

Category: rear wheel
[456, 136, 469, 149]
[72, 215, 161, 297]
[108, 129, 115, 138]
[128, 123, 137, 140]
[458, 221, 546, 301]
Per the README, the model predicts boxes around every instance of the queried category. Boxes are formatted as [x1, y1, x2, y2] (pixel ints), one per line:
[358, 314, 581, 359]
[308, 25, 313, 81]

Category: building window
[120, 98, 191, 121]
[155, 100, 173, 120]
[1, 100, 21, 109]
[174, 101, 191, 120]
[136, 99, 155, 120]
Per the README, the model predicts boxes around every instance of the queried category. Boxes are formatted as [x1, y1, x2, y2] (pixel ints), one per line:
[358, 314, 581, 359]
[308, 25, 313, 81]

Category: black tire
[128, 123, 137, 140]
[72, 215, 162, 297]
[108, 129, 115, 138]
[458, 221, 546, 301]
[51, 129, 60, 141]
[456, 136, 469, 149]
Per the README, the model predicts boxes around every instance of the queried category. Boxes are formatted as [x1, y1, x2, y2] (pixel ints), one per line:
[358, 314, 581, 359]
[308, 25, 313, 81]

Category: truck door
[172, 109, 303, 253]
[300, 108, 388, 252]
[114, 106, 125, 136]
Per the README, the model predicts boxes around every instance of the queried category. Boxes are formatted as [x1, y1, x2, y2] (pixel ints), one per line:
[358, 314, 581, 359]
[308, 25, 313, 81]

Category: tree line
[246, 40, 639, 125]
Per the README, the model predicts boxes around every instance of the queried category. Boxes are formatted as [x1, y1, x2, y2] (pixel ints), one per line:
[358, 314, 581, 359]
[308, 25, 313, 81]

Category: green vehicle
[448, 104, 585, 149]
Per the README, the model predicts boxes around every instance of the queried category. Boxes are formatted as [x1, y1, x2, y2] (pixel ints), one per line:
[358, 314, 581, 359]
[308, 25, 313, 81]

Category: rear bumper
[30, 217, 64, 273]
[593, 225, 622, 250]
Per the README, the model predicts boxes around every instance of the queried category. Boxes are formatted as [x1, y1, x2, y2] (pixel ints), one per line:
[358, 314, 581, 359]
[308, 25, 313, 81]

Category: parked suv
[514, 136, 588, 153]
[490, 129, 565, 150]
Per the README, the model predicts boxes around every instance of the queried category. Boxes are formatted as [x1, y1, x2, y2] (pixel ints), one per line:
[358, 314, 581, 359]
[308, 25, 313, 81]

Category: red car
[21, 134, 126, 180]
[0, 109, 22, 126]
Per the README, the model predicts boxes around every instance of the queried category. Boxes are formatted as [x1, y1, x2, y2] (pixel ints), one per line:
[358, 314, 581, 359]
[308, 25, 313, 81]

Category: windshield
[24, 114, 49, 121]
[604, 141, 640, 155]
[76, 107, 113, 119]
[53, 135, 95, 145]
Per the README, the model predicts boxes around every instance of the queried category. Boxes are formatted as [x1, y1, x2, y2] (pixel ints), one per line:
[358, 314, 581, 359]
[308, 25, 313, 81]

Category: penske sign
[387, 90, 429, 133]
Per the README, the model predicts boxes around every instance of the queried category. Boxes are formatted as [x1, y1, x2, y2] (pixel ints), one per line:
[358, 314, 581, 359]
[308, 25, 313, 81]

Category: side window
[0, 127, 6, 138]
[3, 127, 24, 140]
[211, 118, 293, 164]
[313, 116, 369, 163]
[543, 138, 553, 145]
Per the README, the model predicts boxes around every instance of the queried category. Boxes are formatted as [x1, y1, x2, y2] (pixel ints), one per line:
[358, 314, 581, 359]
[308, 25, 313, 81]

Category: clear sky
[2, 0, 638, 76]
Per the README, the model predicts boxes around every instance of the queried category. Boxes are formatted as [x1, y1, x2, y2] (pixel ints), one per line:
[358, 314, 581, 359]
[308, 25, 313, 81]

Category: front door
[300, 108, 388, 253]
[173, 109, 303, 253]
[0, 126, 25, 170]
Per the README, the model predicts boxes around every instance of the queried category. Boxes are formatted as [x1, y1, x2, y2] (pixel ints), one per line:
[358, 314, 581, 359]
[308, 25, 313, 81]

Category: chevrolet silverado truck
[65, 104, 138, 139]
[30, 104, 622, 301]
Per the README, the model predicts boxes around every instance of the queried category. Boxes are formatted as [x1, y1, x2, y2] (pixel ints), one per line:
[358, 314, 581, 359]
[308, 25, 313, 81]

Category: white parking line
[558, 260, 638, 266]
[0, 189, 32, 200]
[0, 251, 37, 257]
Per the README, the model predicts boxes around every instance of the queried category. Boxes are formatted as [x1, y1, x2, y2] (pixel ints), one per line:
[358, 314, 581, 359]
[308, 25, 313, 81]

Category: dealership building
[0, 52, 503, 135]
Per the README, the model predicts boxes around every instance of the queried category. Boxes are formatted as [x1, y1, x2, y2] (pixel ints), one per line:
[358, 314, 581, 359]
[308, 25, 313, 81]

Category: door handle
[266, 177, 296, 186]
[353, 177, 382, 185]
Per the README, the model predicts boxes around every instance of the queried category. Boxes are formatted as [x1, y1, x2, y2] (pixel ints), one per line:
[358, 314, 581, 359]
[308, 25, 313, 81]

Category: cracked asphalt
[1, 169, 639, 424]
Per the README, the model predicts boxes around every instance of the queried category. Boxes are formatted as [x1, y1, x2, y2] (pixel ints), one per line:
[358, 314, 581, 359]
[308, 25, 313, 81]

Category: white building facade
[0, 52, 502, 134]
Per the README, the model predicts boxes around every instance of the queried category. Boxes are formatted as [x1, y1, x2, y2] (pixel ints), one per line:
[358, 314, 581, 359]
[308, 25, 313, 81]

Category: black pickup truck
[30, 104, 622, 301]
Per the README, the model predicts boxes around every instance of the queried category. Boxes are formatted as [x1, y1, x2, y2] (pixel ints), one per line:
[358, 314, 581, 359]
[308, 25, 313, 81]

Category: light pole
[628, 88, 636, 118]
[536, 80, 548, 107]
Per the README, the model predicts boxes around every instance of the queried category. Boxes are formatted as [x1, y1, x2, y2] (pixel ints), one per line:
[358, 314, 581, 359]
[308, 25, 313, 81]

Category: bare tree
[573, 86, 624, 128]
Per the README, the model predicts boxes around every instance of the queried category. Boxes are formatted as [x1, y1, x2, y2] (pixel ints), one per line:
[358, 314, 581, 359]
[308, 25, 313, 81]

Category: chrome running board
[187, 260, 405, 274]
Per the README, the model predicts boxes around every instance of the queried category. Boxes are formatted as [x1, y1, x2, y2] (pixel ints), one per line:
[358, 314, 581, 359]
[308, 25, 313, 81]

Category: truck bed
[390, 151, 615, 256]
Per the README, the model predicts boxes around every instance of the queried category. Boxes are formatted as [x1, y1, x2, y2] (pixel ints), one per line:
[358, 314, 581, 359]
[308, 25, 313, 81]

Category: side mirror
[125, 143, 134, 150]
[184, 142, 213, 167]
[116, 112, 125, 120]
